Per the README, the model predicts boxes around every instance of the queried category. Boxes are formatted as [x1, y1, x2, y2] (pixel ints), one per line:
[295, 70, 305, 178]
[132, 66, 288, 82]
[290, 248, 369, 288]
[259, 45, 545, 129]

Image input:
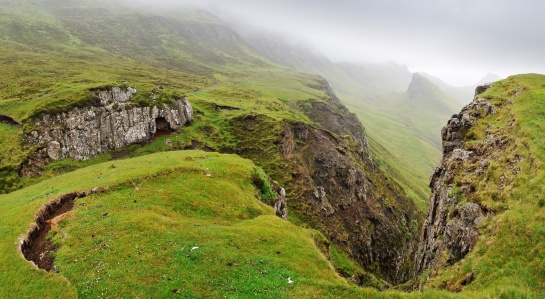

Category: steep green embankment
[416, 74, 545, 298]
[0, 150, 365, 298]
[389, 73, 462, 147]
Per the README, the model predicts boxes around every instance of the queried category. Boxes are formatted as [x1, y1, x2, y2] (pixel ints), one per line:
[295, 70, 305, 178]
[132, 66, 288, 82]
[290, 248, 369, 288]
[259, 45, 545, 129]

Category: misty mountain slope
[389, 73, 463, 147]
[342, 100, 441, 208]
[43, 0, 273, 75]
[0, 0, 426, 293]
[239, 30, 412, 104]
[415, 74, 545, 297]
[476, 73, 502, 85]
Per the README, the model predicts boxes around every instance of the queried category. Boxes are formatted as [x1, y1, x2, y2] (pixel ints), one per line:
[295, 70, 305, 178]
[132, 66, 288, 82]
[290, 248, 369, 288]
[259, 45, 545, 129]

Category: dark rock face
[305, 83, 371, 160]
[231, 80, 420, 283]
[474, 83, 493, 97]
[415, 83, 514, 277]
[285, 124, 419, 283]
[26, 87, 193, 161]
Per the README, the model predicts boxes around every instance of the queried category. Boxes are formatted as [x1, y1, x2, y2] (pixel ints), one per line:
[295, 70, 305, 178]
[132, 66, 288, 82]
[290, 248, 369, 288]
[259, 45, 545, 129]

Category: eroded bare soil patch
[20, 192, 87, 271]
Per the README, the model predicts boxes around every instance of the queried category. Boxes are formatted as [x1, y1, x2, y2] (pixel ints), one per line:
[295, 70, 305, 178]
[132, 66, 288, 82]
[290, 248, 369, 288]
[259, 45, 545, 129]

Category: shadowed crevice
[0, 114, 21, 127]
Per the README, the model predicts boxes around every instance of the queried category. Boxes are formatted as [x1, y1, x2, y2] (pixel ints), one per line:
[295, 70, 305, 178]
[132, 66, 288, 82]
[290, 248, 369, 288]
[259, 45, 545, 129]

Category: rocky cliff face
[26, 87, 193, 161]
[415, 83, 516, 278]
[284, 123, 419, 283]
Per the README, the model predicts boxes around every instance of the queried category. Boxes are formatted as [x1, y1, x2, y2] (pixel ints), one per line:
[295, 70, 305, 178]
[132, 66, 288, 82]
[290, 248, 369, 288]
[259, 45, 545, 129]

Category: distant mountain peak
[407, 72, 444, 100]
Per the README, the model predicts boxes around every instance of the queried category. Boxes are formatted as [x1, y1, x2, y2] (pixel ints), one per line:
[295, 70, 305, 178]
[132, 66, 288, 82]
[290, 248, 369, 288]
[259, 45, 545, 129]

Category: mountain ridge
[414, 74, 545, 297]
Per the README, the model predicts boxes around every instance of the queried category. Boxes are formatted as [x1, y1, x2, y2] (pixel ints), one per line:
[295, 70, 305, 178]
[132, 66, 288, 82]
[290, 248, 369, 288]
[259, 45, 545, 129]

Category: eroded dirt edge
[20, 189, 101, 272]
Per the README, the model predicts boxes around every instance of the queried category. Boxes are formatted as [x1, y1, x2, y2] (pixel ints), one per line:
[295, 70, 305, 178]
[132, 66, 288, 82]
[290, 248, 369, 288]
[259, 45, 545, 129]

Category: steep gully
[414, 83, 502, 283]
[20, 82, 505, 288]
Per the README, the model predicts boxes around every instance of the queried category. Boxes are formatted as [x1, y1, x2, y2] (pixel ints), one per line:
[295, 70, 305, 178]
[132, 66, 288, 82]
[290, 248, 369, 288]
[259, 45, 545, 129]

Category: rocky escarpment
[285, 124, 419, 284]
[302, 84, 420, 283]
[25, 87, 193, 162]
[415, 83, 518, 280]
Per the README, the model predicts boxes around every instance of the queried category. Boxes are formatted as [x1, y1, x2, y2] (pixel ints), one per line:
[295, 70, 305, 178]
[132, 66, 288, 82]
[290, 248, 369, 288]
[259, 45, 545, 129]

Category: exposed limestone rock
[415, 83, 519, 279]
[444, 203, 486, 264]
[274, 188, 288, 220]
[47, 141, 62, 160]
[26, 87, 193, 161]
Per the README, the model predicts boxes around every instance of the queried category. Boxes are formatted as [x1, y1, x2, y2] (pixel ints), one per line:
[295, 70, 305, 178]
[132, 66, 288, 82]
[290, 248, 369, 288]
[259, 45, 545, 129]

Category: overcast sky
[130, 0, 545, 86]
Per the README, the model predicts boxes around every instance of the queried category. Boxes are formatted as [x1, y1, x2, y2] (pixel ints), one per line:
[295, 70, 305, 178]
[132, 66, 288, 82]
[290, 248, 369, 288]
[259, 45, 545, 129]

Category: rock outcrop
[26, 87, 193, 161]
[274, 187, 288, 220]
[283, 123, 419, 283]
[415, 83, 516, 278]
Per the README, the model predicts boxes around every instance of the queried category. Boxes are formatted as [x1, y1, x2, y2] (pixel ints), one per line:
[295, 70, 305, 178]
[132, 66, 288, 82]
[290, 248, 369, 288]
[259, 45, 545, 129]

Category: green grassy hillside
[0, 151, 349, 297]
[340, 100, 440, 210]
[0, 0, 281, 192]
[335, 72, 464, 211]
[389, 73, 462, 147]
[0, 149, 474, 298]
[0, 0, 423, 290]
[0, 0, 436, 215]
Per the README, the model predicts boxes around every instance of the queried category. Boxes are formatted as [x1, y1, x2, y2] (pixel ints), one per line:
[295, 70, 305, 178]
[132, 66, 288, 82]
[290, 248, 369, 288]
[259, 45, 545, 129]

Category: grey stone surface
[27, 87, 193, 161]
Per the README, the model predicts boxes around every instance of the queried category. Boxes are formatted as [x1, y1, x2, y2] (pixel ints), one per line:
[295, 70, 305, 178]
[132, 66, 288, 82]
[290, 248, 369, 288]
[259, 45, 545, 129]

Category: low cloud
[118, 0, 545, 85]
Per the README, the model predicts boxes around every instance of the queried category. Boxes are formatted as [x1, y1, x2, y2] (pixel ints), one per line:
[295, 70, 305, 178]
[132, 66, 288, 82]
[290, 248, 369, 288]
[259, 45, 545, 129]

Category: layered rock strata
[26, 87, 193, 161]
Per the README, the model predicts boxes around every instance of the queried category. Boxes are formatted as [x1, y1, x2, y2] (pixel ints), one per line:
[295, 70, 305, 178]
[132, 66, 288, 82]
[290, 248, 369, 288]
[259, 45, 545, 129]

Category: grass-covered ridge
[0, 151, 320, 297]
[420, 74, 545, 298]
